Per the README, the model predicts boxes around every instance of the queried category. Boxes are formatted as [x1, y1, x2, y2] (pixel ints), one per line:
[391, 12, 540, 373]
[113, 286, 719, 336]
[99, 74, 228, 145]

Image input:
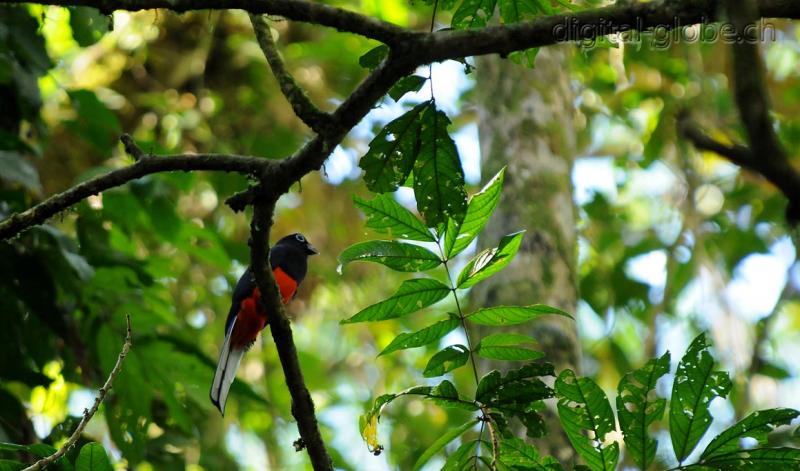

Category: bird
[210, 233, 318, 415]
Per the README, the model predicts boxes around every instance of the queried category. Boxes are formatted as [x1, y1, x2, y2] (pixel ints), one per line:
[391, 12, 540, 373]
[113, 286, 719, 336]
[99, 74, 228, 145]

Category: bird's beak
[307, 243, 319, 255]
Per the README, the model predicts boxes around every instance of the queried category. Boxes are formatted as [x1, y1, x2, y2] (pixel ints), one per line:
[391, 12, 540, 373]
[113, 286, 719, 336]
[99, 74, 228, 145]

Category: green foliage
[474, 333, 541, 361]
[68, 7, 110, 47]
[700, 408, 800, 461]
[340, 278, 451, 323]
[423, 344, 470, 377]
[670, 333, 733, 463]
[456, 230, 524, 288]
[388, 75, 428, 102]
[75, 442, 113, 471]
[379, 314, 460, 356]
[338, 239, 442, 272]
[616, 352, 670, 470]
[467, 305, 572, 326]
[353, 194, 435, 242]
[444, 167, 505, 259]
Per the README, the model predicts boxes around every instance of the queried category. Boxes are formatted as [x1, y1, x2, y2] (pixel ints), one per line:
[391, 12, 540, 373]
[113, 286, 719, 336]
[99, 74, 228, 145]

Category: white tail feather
[210, 319, 246, 415]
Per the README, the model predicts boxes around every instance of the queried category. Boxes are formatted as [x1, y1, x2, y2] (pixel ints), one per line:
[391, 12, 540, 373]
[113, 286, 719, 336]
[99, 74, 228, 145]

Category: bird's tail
[210, 320, 246, 415]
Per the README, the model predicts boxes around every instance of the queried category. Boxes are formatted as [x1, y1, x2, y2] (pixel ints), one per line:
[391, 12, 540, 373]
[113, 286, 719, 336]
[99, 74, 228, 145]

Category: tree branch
[677, 113, 755, 169]
[248, 191, 333, 470]
[22, 314, 132, 471]
[0, 135, 277, 240]
[249, 14, 334, 134]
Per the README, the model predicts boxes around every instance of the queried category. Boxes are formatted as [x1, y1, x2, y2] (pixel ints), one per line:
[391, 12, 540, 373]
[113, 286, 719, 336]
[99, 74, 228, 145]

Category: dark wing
[224, 268, 256, 334]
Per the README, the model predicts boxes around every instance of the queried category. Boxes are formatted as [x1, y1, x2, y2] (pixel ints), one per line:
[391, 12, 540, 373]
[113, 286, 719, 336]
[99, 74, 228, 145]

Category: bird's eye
[295, 234, 306, 243]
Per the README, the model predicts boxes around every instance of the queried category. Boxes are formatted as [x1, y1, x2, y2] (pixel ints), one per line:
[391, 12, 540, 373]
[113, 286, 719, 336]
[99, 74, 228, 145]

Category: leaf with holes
[423, 345, 470, 378]
[700, 408, 800, 461]
[556, 369, 619, 471]
[379, 314, 460, 356]
[339, 240, 441, 272]
[341, 278, 450, 323]
[413, 104, 468, 227]
[669, 333, 732, 463]
[360, 103, 426, 193]
[467, 304, 572, 326]
[475, 333, 542, 361]
[444, 167, 505, 259]
[457, 231, 524, 288]
[477, 364, 554, 438]
[616, 352, 670, 470]
[353, 194, 434, 241]
[700, 447, 800, 469]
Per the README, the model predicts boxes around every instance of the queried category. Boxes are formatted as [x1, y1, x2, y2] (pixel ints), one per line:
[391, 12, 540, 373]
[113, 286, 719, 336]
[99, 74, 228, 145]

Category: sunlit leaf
[379, 314, 460, 356]
[452, 0, 497, 29]
[341, 278, 451, 323]
[616, 352, 670, 470]
[444, 167, 505, 259]
[556, 369, 619, 471]
[423, 344, 469, 377]
[475, 333, 542, 361]
[413, 104, 468, 227]
[701, 408, 800, 461]
[75, 442, 113, 471]
[360, 103, 426, 193]
[456, 231, 524, 288]
[670, 334, 732, 463]
[353, 194, 434, 241]
[467, 304, 571, 326]
[412, 419, 479, 471]
[339, 240, 441, 272]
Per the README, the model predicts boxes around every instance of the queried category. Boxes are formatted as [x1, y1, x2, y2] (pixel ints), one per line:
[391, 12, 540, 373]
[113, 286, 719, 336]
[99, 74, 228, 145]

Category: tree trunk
[473, 46, 580, 464]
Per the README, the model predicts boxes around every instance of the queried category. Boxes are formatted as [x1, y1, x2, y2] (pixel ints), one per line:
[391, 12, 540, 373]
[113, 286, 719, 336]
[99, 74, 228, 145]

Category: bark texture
[473, 46, 580, 464]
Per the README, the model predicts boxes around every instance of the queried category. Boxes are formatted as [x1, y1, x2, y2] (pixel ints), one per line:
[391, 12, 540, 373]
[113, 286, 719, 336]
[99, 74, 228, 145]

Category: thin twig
[23, 314, 132, 471]
[249, 192, 333, 470]
[249, 14, 333, 134]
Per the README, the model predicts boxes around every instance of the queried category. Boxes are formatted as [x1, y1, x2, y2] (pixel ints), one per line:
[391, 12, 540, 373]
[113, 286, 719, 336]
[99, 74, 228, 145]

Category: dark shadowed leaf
[444, 167, 505, 259]
[413, 104, 467, 227]
[467, 304, 572, 326]
[339, 240, 441, 272]
[389, 75, 427, 102]
[700, 408, 800, 460]
[360, 103, 426, 192]
[75, 442, 112, 471]
[556, 369, 619, 471]
[341, 278, 451, 323]
[616, 352, 670, 470]
[698, 447, 800, 469]
[69, 7, 110, 47]
[670, 333, 732, 463]
[379, 314, 460, 356]
[353, 194, 434, 241]
[0, 151, 41, 194]
[423, 345, 470, 377]
[359, 44, 389, 70]
[442, 440, 486, 470]
[456, 231, 524, 288]
[477, 364, 554, 438]
[452, 0, 497, 29]
[475, 333, 542, 361]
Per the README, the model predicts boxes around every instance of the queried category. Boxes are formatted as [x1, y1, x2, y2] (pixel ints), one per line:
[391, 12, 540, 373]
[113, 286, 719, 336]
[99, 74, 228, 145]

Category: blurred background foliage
[0, 1, 799, 470]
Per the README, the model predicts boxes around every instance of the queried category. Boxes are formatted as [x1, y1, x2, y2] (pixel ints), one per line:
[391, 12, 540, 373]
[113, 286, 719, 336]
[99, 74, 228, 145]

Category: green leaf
[0, 151, 42, 194]
[616, 352, 670, 470]
[456, 231, 524, 288]
[556, 369, 619, 471]
[442, 440, 485, 471]
[353, 194, 434, 241]
[444, 167, 506, 259]
[341, 278, 451, 323]
[423, 345, 470, 377]
[499, 437, 562, 470]
[413, 104, 468, 227]
[65, 90, 121, 154]
[452, 0, 497, 29]
[69, 7, 110, 47]
[467, 304, 572, 326]
[75, 443, 112, 471]
[339, 240, 441, 272]
[670, 333, 732, 463]
[389, 75, 427, 102]
[359, 44, 389, 70]
[701, 408, 800, 460]
[699, 447, 800, 469]
[379, 314, 460, 356]
[476, 364, 554, 437]
[412, 419, 479, 471]
[360, 103, 426, 193]
[475, 333, 542, 361]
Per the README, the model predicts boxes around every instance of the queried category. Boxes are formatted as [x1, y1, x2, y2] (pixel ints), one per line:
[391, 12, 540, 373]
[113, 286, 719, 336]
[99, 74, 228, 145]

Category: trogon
[210, 233, 318, 415]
